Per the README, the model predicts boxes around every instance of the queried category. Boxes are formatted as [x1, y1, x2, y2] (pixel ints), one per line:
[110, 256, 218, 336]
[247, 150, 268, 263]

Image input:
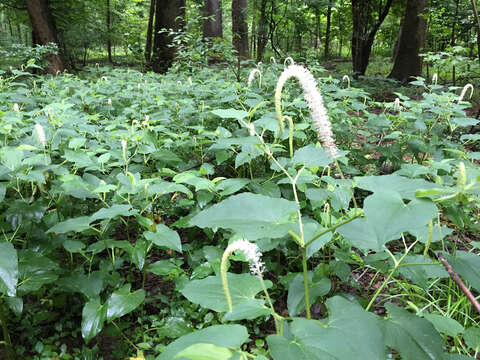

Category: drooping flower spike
[248, 68, 262, 87]
[275, 64, 338, 158]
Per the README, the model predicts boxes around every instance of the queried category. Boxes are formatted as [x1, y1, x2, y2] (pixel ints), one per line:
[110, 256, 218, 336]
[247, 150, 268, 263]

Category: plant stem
[304, 213, 361, 248]
[301, 247, 311, 319]
[0, 301, 14, 360]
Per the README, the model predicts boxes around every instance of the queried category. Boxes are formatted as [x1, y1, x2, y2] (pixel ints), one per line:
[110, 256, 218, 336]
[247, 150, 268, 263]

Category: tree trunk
[351, 0, 393, 77]
[451, 0, 459, 46]
[471, 0, 480, 63]
[324, 0, 332, 59]
[106, 0, 112, 63]
[232, 0, 250, 59]
[256, 0, 268, 62]
[151, 0, 185, 73]
[389, 0, 427, 82]
[145, 0, 156, 63]
[203, 0, 222, 38]
[25, 0, 66, 74]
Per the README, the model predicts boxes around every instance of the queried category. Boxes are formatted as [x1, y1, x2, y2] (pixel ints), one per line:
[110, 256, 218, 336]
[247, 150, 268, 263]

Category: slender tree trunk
[106, 0, 112, 63]
[451, 0, 459, 46]
[471, 0, 480, 63]
[151, 0, 185, 73]
[203, 0, 222, 38]
[324, 0, 332, 59]
[232, 0, 250, 59]
[25, 0, 66, 73]
[351, 0, 393, 77]
[388, 0, 427, 83]
[256, 0, 268, 62]
[145, 0, 156, 63]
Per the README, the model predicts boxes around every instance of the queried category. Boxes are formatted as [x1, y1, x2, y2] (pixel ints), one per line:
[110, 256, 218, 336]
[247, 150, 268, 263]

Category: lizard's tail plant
[221, 239, 281, 332]
[275, 64, 338, 159]
[458, 83, 474, 103]
[270, 56, 277, 64]
[432, 73, 438, 86]
[247, 68, 262, 88]
[284, 57, 295, 66]
[342, 74, 351, 88]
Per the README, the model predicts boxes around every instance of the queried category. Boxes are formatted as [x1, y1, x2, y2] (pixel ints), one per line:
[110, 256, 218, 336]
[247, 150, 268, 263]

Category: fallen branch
[438, 253, 480, 314]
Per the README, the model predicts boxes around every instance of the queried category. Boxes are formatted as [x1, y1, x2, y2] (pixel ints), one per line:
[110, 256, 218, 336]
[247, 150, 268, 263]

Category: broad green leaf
[443, 251, 480, 292]
[173, 172, 213, 192]
[222, 299, 271, 321]
[0, 182, 6, 202]
[211, 108, 249, 120]
[63, 239, 86, 253]
[46, 216, 91, 234]
[0, 242, 18, 296]
[1, 147, 23, 171]
[147, 260, 179, 276]
[292, 145, 333, 168]
[215, 178, 250, 196]
[384, 303, 445, 360]
[190, 193, 298, 240]
[147, 182, 193, 199]
[287, 274, 331, 316]
[56, 271, 104, 299]
[144, 224, 182, 253]
[17, 250, 59, 294]
[157, 325, 248, 360]
[181, 273, 271, 315]
[82, 298, 107, 342]
[424, 314, 464, 337]
[268, 296, 385, 360]
[355, 175, 444, 200]
[5, 296, 22, 315]
[464, 327, 480, 351]
[90, 204, 135, 222]
[106, 284, 146, 322]
[397, 255, 448, 289]
[174, 343, 233, 360]
[338, 191, 437, 251]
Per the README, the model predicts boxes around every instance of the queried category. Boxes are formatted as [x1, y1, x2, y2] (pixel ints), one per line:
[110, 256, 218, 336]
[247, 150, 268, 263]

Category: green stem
[304, 213, 362, 248]
[301, 247, 311, 319]
[0, 301, 14, 360]
[334, 158, 358, 214]
[259, 276, 281, 334]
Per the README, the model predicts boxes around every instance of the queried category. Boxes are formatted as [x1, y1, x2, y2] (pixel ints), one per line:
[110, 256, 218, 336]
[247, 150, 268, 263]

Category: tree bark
[324, 0, 332, 59]
[151, 0, 185, 73]
[145, 0, 156, 63]
[351, 0, 393, 77]
[471, 0, 480, 63]
[232, 0, 250, 59]
[106, 0, 112, 63]
[256, 0, 268, 62]
[388, 0, 427, 83]
[25, 0, 66, 74]
[203, 0, 222, 38]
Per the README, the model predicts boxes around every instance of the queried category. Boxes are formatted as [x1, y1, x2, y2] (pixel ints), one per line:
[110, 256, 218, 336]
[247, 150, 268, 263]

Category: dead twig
[438, 253, 480, 314]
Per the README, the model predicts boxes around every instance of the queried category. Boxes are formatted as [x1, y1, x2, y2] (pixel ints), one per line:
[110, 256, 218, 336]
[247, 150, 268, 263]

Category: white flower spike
[34, 123, 46, 148]
[275, 64, 338, 158]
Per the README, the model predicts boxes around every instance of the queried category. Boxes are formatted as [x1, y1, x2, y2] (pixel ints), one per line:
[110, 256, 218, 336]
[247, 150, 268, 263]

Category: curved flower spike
[275, 64, 339, 158]
[342, 74, 351, 88]
[248, 68, 262, 87]
[432, 73, 438, 85]
[270, 56, 277, 64]
[458, 84, 474, 103]
[34, 123, 46, 148]
[284, 57, 295, 66]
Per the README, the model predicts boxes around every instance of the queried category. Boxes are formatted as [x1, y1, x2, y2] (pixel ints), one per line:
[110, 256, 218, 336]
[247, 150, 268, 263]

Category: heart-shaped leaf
[106, 284, 146, 322]
[144, 224, 182, 253]
[0, 242, 18, 297]
[82, 298, 107, 342]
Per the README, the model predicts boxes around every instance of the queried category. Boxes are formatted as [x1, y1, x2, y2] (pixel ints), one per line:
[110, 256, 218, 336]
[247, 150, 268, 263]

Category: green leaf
[268, 296, 386, 360]
[147, 182, 193, 199]
[464, 327, 480, 351]
[397, 255, 448, 289]
[424, 314, 464, 337]
[356, 175, 443, 200]
[46, 216, 91, 234]
[190, 193, 298, 240]
[106, 284, 146, 322]
[287, 274, 331, 316]
[147, 260, 179, 276]
[1, 147, 23, 171]
[384, 303, 445, 360]
[0, 242, 18, 297]
[90, 204, 135, 222]
[211, 108, 249, 120]
[56, 271, 104, 299]
[292, 145, 333, 168]
[157, 325, 248, 360]
[443, 251, 480, 292]
[82, 299, 107, 342]
[0, 182, 6, 202]
[173, 172, 213, 192]
[17, 250, 59, 294]
[216, 178, 250, 196]
[222, 299, 271, 321]
[174, 343, 233, 360]
[338, 191, 437, 251]
[181, 273, 271, 316]
[144, 224, 182, 253]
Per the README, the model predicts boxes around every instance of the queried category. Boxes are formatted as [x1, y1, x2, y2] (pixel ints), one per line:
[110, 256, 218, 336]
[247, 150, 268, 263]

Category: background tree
[389, 0, 428, 82]
[351, 0, 393, 77]
[203, 0, 222, 39]
[145, 0, 155, 63]
[25, 0, 65, 73]
[151, 0, 185, 73]
[232, 0, 250, 59]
